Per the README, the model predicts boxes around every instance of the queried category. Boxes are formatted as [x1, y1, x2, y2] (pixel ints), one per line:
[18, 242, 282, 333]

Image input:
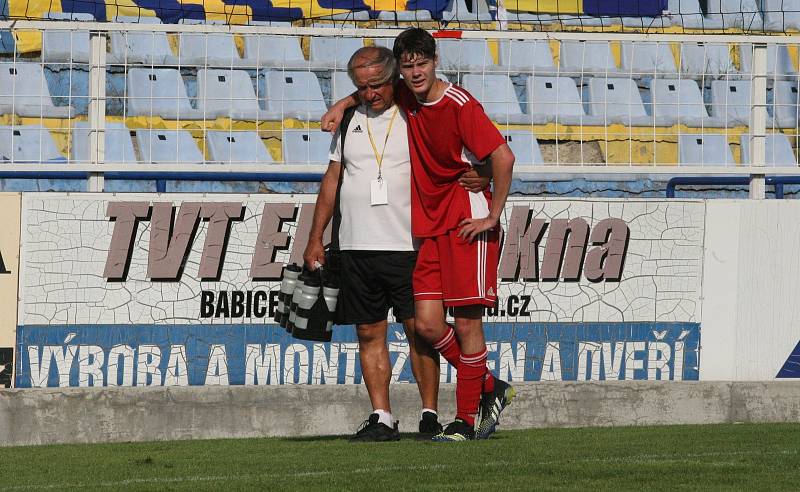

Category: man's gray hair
[347, 46, 398, 86]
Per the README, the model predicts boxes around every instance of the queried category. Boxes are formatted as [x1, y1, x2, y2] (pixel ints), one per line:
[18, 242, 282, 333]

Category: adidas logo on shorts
[352, 125, 363, 133]
[487, 287, 495, 297]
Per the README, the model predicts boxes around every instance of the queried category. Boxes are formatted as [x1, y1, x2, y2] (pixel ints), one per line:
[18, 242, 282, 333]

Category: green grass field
[3, 423, 799, 490]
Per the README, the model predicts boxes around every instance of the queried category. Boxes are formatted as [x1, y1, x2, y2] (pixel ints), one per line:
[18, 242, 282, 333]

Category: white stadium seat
[679, 134, 735, 165]
[308, 37, 364, 69]
[679, 42, 736, 78]
[177, 20, 244, 67]
[0, 62, 72, 118]
[525, 76, 594, 125]
[377, 10, 433, 22]
[762, 0, 800, 31]
[706, 0, 763, 30]
[109, 17, 176, 65]
[126, 68, 203, 120]
[41, 12, 92, 63]
[206, 131, 274, 163]
[709, 80, 751, 126]
[740, 134, 797, 166]
[502, 130, 544, 165]
[739, 44, 798, 79]
[559, 40, 619, 76]
[242, 35, 307, 70]
[71, 121, 138, 163]
[620, 42, 678, 76]
[669, 0, 724, 29]
[282, 129, 331, 164]
[331, 72, 357, 105]
[0, 126, 65, 162]
[772, 81, 800, 128]
[498, 40, 556, 74]
[136, 129, 204, 164]
[587, 77, 649, 125]
[262, 71, 327, 121]
[649, 79, 708, 126]
[437, 39, 499, 73]
[461, 74, 527, 124]
[441, 0, 493, 23]
[196, 69, 275, 120]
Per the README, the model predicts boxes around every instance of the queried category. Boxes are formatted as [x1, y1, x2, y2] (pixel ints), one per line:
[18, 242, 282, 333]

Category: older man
[304, 46, 489, 441]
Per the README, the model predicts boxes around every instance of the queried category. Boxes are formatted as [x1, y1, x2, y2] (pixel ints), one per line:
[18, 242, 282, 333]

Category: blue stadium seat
[498, 39, 556, 74]
[308, 37, 364, 69]
[126, 68, 202, 120]
[649, 79, 707, 126]
[282, 129, 332, 164]
[709, 80, 751, 127]
[461, 74, 528, 124]
[71, 121, 138, 163]
[109, 17, 176, 65]
[263, 71, 327, 121]
[668, 0, 724, 29]
[0, 126, 66, 162]
[136, 129, 204, 164]
[242, 34, 307, 69]
[587, 77, 650, 125]
[740, 133, 797, 166]
[679, 134, 734, 166]
[0, 30, 14, 55]
[559, 40, 620, 76]
[41, 12, 92, 63]
[331, 71, 356, 105]
[706, 0, 763, 30]
[679, 42, 736, 79]
[762, 0, 800, 32]
[772, 81, 799, 128]
[441, 0, 493, 23]
[501, 130, 544, 165]
[525, 76, 595, 125]
[0, 62, 72, 118]
[196, 69, 274, 120]
[206, 130, 274, 163]
[739, 44, 798, 79]
[620, 41, 678, 76]
[437, 39, 498, 73]
[177, 19, 245, 67]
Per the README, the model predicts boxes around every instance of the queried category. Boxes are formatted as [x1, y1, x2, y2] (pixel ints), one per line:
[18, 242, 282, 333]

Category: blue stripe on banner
[776, 340, 800, 378]
[583, 0, 667, 17]
[15, 322, 700, 387]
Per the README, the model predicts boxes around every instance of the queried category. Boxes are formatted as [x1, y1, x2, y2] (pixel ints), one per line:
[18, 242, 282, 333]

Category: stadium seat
[740, 134, 797, 166]
[323, 10, 371, 22]
[441, 0, 493, 23]
[0, 30, 14, 56]
[331, 71, 356, 105]
[0, 62, 72, 118]
[196, 69, 275, 120]
[709, 80, 751, 127]
[501, 130, 544, 165]
[136, 129, 204, 164]
[762, 0, 800, 31]
[504, 11, 553, 27]
[587, 77, 649, 125]
[525, 76, 595, 125]
[126, 68, 203, 120]
[620, 42, 678, 76]
[308, 37, 364, 70]
[109, 17, 176, 65]
[206, 130, 274, 163]
[649, 79, 708, 126]
[679, 42, 736, 79]
[0, 126, 65, 162]
[461, 74, 527, 124]
[282, 129, 332, 164]
[263, 71, 327, 121]
[376, 10, 433, 22]
[71, 121, 138, 163]
[739, 44, 798, 79]
[41, 12, 92, 63]
[706, 0, 763, 30]
[177, 19, 245, 67]
[559, 40, 619, 76]
[668, 0, 724, 29]
[772, 81, 800, 128]
[678, 134, 735, 166]
[242, 35, 307, 70]
[497, 40, 556, 74]
[437, 39, 498, 73]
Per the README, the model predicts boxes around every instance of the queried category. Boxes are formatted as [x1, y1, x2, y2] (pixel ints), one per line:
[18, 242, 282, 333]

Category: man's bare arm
[303, 161, 342, 269]
[321, 92, 360, 132]
[457, 144, 515, 242]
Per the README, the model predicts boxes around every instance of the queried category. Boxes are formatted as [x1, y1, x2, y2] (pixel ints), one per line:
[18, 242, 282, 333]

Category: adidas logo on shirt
[351, 124, 363, 133]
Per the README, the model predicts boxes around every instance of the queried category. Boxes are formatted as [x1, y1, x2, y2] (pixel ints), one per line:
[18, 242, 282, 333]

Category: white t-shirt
[329, 104, 414, 251]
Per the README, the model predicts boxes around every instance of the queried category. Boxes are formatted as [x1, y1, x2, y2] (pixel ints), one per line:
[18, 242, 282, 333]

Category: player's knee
[412, 317, 440, 343]
[356, 323, 386, 345]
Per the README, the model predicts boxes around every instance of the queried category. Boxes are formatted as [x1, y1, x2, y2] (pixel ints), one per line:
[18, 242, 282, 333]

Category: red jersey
[396, 82, 506, 237]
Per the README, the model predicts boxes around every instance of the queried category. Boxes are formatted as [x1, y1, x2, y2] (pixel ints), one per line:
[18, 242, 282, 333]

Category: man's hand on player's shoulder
[457, 216, 499, 243]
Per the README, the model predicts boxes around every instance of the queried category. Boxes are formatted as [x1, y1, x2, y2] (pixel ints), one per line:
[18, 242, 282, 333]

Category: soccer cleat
[349, 413, 400, 442]
[431, 419, 475, 442]
[418, 411, 444, 437]
[475, 378, 516, 440]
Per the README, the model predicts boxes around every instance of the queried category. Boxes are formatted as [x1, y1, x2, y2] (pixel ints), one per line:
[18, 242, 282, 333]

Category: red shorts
[413, 228, 499, 307]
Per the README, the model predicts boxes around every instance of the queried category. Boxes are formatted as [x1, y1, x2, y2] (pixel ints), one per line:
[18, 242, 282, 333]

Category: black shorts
[338, 250, 417, 325]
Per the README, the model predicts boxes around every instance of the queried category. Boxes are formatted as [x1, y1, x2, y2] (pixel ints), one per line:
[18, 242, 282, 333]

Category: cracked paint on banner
[19, 194, 705, 326]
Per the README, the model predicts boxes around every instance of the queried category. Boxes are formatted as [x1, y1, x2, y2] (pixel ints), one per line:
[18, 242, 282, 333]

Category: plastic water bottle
[292, 276, 321, 334]
[275, 263, 301, 328]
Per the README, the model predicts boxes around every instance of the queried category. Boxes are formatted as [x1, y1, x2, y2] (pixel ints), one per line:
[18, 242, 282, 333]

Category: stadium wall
[0, 193, 20, 388]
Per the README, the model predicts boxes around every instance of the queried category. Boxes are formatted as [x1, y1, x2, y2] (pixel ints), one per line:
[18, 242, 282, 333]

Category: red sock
[432, 324, 461, 368]
[456, 349, 489, 427]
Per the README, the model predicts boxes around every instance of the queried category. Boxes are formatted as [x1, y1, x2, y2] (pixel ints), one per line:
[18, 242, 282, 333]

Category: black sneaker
[431, 419, 474, 442]
[349, 413, 400, 442]
[418, 411, 443, 437]
[475, 378, 516, 440]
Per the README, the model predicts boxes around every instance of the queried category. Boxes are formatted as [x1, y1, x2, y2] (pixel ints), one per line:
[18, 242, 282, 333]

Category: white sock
[373, 409, 394, 428]
[421, 408, 437, 420]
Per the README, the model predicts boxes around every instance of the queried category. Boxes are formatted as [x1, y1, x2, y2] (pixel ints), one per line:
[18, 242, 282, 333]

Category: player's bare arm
[459, 163, 493, 192]
[303, 160, 342, 270]
[457, 143, 515, 242]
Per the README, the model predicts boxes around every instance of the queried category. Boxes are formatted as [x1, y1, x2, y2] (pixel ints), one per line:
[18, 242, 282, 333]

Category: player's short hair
[393, 27, 436, 61]
[347, 46, 398, 86]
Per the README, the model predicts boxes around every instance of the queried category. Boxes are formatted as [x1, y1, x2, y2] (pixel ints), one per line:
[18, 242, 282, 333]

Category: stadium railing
[0, 20, 798, 197]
